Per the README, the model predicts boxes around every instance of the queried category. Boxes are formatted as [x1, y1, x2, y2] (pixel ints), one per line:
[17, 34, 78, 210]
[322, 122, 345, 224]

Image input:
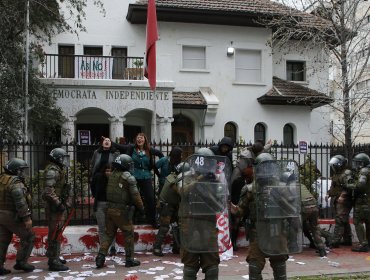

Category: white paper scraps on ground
[81, 264, 95, 268]
[174, 277, 182, 279]
[27, 276, 39, 279]
[128, 270, 138, 274]
[239, 261, 248, 264]
[149, 266, 165, 271]
[145, 271, 156, 274]
[172, 268, 183, 274]
[242, 275, 250, 279]
[296, 262, 305, 265]
[69, 271, 79, 275]
[33, 269, 43, 273]
[219, 263, 228, 267]
[142, 260, 149, 264]
[106, 271, 116, 274]
[31, 260, 41, 263]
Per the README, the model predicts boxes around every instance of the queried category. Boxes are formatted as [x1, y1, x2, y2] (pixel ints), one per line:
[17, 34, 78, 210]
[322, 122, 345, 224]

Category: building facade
[38, 0, 333, 146]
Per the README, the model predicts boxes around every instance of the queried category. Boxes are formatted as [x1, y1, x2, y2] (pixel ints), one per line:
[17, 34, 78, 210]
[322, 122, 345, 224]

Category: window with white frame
[235, 49, 262, 83]
[286, 61, 306, 82]
[182, 46, 206, 70]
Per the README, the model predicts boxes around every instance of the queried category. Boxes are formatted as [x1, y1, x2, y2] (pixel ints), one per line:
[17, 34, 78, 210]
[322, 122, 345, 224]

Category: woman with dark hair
[155, 147, 183, 195]
[90, 138, 119, 253]
[112, 133, 164, 227]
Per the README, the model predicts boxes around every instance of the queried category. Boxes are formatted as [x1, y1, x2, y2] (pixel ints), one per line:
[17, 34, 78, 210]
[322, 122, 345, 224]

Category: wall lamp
[227, 41, 235, 56]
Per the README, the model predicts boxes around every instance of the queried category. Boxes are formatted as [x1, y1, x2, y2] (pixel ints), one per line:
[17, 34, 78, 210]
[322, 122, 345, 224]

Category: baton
[56, 208, 76, 241]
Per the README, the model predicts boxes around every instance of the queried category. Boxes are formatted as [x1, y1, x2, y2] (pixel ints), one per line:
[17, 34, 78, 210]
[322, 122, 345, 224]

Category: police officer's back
[95, 154, 145, 268]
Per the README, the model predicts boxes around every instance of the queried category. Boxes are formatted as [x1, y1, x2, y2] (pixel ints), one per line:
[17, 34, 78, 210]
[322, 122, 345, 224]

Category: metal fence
[1, 141, 370, 226]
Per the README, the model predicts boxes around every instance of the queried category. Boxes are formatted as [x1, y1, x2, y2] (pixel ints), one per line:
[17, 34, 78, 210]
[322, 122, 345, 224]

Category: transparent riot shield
[255, 159, 302, 255]
[179, 154, 231, 253]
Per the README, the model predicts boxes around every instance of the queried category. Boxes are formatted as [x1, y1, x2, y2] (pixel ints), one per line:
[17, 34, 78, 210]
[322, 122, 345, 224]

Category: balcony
[39, 54, 145, 80]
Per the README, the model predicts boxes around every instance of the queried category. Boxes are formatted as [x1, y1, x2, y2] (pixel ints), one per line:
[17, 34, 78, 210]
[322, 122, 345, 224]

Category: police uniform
[180, 173, 220, 280]
[96, 169, 144, 267]
[153, 172, 181, 256]
[234, 184, 289, 280]
[327, 169, 353, 246]
[0, 173, 35, 275]
[352, 167, 370, 251]
[300, 184, 326, 256]
[42, 162, 71, 271]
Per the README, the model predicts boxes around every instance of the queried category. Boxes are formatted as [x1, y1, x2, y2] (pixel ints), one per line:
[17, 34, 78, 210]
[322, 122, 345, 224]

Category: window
[111, 47, 127, 79]
[182, 46, 206, 69]
[283, 124, 294, 146]
[287, 61, 306, 81]
[224, 122, 237, 144]
[254, 123, 266, 144]
[235, 49, 262, 83]
[58, 45, 75, 78]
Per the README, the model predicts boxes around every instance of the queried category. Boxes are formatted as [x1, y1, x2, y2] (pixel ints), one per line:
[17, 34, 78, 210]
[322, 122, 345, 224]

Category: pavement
[2, 244, 370, 280]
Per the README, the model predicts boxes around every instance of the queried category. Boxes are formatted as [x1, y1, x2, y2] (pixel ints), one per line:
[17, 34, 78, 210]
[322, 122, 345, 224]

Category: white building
[39, 0, 333, 147]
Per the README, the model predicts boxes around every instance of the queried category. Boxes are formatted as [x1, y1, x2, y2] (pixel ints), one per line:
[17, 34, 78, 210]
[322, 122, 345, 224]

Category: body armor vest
[106, 171, 130, 206]
[0, 174, 22, 211]
[300, 184, 317, 212]
[44, 163, 65, 196]
[159, 173, 180, 205]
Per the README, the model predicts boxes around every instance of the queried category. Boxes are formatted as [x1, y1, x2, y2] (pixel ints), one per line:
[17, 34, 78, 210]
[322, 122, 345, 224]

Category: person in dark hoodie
[210, 137, 234, 166]
[90, 137, 120, 254]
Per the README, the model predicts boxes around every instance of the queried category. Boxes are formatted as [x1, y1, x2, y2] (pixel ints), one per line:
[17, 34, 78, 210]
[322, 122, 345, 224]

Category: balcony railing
[39, 54, 145, 80]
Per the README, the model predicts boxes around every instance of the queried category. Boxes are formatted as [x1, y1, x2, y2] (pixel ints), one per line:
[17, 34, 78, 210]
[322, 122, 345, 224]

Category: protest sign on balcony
[75, 56, 113, 79]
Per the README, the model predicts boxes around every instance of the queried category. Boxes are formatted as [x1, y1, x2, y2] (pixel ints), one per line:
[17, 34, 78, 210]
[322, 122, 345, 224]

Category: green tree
[0, 0, 104, 140]
[262, 0, 370, 164]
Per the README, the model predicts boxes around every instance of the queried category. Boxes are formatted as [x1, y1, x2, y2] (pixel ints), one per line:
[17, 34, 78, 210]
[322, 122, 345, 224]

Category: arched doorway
[75, 108, 110, 144]
[172, 113, 194, 159]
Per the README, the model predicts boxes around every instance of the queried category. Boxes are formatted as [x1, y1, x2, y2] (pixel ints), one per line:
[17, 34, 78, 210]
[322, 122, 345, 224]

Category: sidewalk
[2, 245, 370, 279]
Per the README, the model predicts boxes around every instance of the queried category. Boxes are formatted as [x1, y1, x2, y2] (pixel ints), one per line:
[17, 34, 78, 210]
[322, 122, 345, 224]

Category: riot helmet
[329, 155, 347, 173]
[196, 147, 214, 157]
[113, 154, 134, 173]
[3, 158, 29, 180]
[175, 162, 190, 175]
[193, 148, 217, 175]
[352, 153, 370, 171]
[254, 153, 279, 185]
[49, 148, 70, 167]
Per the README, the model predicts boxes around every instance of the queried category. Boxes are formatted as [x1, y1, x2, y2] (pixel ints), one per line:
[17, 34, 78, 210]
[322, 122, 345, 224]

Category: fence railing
[38, 54, 144, 80]
[2, 141, 370, 225]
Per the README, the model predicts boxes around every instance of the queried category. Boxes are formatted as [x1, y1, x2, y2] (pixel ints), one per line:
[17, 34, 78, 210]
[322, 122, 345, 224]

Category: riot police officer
[351, 153, 370, 252]
[231, 153, 301, 280]
[0, 158, 35, 275]
[95, 154, 145, 268]
[42, 148, 71, 271]
[153, 162, 190, 256]
[179, 148, 231, 280]
[298, 179, 327, 257]
[326, 155, 353, 248]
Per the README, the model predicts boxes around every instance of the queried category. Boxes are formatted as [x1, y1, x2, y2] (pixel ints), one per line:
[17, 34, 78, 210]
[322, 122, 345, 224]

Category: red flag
[145, 0, 158, 90]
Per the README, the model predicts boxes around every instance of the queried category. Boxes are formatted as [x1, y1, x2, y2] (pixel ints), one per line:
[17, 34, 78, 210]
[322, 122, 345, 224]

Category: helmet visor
[17, 167, 29, 180]
[62, 154, 70, 168]
[352, 160, 364, 170]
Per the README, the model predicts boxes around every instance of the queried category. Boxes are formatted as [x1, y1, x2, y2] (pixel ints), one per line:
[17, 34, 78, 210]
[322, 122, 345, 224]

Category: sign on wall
[299, 140, 308, 154]
[78, 130, 91, 145]
[75, 57, 113, 79]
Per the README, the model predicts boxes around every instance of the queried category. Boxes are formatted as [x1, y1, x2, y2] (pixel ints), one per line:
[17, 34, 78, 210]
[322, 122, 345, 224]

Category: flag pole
[153, 89, 157, 143]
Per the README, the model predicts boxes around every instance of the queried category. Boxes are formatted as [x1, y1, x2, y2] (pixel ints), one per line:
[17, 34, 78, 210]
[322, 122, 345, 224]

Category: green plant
[133, 59, 143, 68]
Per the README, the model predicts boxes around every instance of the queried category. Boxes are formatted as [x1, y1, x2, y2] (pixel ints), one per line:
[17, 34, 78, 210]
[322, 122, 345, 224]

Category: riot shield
[179, 154, 231, 253]
[255, 159, 302, 255]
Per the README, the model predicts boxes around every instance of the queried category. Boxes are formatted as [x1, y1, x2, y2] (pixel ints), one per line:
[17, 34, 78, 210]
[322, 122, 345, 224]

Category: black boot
[352, 244, 370, 252]
[153, 246, 164, 257]
[48, 259, 69, 271]
[59, 257, 67, 264]
[318, 248, 327, 257]
[95, 253, 106, 269]
[0, 267, 11, 275]
[125, 258, 140, 267]
[13, 261, 35, 272]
